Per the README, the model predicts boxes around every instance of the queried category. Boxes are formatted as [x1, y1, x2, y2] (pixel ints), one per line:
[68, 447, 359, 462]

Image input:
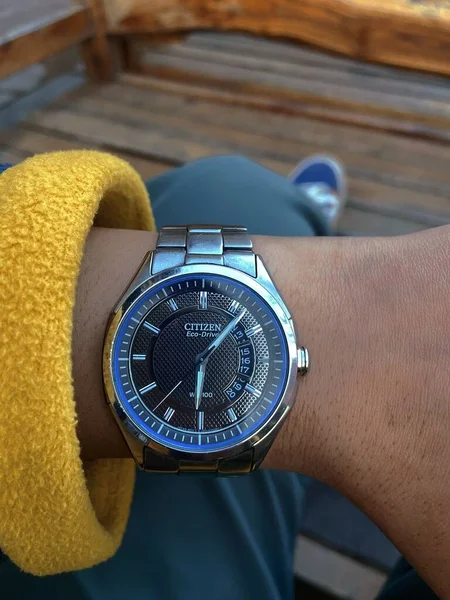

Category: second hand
[152, 379, 183, 412]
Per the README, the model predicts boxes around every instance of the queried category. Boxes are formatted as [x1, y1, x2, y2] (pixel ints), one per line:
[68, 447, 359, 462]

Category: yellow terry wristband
[0, 151, 155, 575]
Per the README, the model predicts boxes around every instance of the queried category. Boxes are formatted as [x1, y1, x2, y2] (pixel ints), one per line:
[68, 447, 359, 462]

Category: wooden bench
[1, 0, 450, 83]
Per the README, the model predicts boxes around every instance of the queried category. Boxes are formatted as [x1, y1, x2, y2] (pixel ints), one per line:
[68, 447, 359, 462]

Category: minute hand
[197, 310, 245, 363]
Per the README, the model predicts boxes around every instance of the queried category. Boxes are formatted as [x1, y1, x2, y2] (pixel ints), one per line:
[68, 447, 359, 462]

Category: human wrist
[256, 234, 367, 478]
[73, 227, 158, 460]
[262, 229, 450, 597]
[74, 229, 374, 466]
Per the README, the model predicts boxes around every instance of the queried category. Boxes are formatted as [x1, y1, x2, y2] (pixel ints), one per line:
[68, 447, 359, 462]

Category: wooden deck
[2, 32, 450, 236]
[0, 1, 91, 79]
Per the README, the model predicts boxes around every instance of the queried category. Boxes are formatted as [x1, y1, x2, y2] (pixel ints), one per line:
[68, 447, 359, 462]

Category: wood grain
[108, 0, 450, 76]
[62, 91, 450, 216]
[20, 80, 450, 228]
[0, 126, 170, 179]
[0, 1, 76, 44]
[0, 8, 91, 79]
[137, 43, 450, 137]
[121, 72, 450, 144]
[80, 0, 114, 81]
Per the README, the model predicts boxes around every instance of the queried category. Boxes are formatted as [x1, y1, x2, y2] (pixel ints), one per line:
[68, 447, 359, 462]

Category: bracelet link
[147, 225, 258, 474]
[152, 225, 256, 277]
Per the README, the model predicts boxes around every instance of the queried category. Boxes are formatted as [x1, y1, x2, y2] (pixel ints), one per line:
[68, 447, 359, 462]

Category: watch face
[111, 274, 290, 452]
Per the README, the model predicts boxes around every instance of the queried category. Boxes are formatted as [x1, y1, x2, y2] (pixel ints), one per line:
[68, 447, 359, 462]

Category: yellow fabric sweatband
[0, 151, 155, 575]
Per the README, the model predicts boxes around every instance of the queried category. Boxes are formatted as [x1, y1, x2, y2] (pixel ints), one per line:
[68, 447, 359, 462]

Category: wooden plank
[135, 62, 450, 144]
[60, 94, 450, 222]
[56, 80, 450, 167]
[0, 126, 171, 180]
[109, 78, 450, 184]
[0, 8, 91, 79]
[0, 71, 84, 132]
[23, 92, 450, 226]
[20, 74, 450, 190]
[0, 148, 29, 164]
[79, 0, 113, 81]
[137, 47, 450, 134]
[0, 1, 75, 44]
[144, 43, 450, 106]
[121, 71, 450, 144]
[184, 32, 450, 85]
[182, 33, 450, 100]
[109, 0, 450, 76]
[34, 79, 450, 172]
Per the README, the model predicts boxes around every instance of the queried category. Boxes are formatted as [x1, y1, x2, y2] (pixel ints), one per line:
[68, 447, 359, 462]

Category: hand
[196, 309, 245, 364]
[194, 360, 207, 410]
[75, 227, 450, 597]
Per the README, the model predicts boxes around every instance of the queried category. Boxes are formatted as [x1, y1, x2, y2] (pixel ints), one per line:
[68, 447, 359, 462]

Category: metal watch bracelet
[144, 226, 264, 475]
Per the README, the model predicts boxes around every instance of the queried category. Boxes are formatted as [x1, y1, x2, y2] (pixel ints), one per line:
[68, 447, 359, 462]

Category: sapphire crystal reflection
[112, 275, 288, 452]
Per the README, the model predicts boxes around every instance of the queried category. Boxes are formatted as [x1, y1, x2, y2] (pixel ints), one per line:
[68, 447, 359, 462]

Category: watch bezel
[103, 260, 299, 463]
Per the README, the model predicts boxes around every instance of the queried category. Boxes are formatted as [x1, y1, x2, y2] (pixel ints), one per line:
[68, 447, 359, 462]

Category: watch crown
[297, 346, 310, 376]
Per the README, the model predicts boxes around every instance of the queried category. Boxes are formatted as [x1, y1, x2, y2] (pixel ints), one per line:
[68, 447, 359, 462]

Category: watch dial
[112, 274, 289, 452]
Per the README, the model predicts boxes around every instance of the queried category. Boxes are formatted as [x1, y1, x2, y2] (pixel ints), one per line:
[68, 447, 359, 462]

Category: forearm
[74, 226, 450, 597]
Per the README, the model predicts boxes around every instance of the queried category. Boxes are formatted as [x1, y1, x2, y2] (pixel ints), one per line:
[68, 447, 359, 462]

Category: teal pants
[0, 157, 435, 599]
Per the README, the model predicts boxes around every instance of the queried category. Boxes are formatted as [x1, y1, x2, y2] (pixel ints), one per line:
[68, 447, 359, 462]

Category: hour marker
[199, 291, 208, 310]
[168, 298, 178, 312]
[132, 354, 146, 361]
[197, 411, 204, 431]
[139, 382, 157, 394]
[245, 384, 261, 398]
[227, 407, 237, 422]
[246, 324, 262, 338]
[258, 357, 270, 365]
[164, 407, 175, 422]
[229, 299, 240, 314]
[143, 321, 160, 335]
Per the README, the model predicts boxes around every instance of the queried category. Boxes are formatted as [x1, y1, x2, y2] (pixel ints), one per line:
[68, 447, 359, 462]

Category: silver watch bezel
[103, 260, 299, 463]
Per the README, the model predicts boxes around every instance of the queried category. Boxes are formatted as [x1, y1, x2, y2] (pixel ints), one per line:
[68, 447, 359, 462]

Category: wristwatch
[103, 225, 309, 475]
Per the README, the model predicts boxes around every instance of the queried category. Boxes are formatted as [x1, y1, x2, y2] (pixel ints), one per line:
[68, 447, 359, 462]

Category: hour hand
[194, 360, 207, 410]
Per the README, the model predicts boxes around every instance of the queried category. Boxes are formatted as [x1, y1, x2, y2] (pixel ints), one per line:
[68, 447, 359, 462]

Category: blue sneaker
[289, 155, 347, 229]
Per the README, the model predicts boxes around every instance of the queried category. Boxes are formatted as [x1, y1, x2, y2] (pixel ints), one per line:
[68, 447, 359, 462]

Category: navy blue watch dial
[112, 274, 288, 452]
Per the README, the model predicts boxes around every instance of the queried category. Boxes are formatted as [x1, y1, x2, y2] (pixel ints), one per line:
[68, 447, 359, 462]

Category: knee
[189, 155, 263, 176]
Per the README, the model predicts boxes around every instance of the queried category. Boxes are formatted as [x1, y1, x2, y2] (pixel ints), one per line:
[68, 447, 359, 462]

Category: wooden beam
[102, 0, 135, 29]
[80, 0, 114, 81]
[0, 8, 91, 80]
[109, 0, 450, 77]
